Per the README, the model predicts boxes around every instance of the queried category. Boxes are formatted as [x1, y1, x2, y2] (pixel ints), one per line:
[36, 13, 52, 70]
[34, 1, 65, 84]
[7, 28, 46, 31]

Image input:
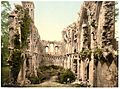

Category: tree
[115, 1, 119, 22]
[1, 1, 11, 66]
[1, 1, 11, 86]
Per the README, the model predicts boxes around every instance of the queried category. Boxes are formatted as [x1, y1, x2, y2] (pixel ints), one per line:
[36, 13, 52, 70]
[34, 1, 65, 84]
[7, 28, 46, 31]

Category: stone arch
[55, 46, 59, 53]
[45, 46, 49, 53]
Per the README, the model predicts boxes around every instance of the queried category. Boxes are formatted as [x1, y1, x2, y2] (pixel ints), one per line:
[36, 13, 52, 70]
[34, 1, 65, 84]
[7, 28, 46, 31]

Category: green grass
[1, 66, 10, 86]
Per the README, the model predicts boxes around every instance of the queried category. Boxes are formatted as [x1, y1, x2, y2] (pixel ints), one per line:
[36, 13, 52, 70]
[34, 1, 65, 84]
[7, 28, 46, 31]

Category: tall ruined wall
[84, 1, 117, 87]
[8, 2, 44, 86]
[62, 1, 118, 87]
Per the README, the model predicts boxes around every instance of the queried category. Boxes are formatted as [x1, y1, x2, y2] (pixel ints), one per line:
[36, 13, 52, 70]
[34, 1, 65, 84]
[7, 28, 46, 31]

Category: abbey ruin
[7, 1, 118, 87]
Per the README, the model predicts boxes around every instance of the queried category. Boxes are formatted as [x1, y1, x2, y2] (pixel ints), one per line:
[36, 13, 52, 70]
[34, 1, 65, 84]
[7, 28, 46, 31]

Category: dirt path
[26, 76, 71, 87]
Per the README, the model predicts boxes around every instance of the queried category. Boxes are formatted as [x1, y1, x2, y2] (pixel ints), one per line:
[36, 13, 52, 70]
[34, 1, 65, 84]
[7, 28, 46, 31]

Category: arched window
[55, 46, 58, 53]
[45, 46, 48, 53]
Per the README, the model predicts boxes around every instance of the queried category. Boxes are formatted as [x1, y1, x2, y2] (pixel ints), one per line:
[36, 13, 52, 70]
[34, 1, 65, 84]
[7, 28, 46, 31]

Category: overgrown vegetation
[80, 49, 92, 58]
[1, 1, 11, 66]
[1, 1, 11, 86]
[115, 1, 119, 22]
[93, 48, 103, 59]
[2, 4, 32, 86]
[27, 65, 64, 84]
[58, 69, 76, 84]
[27, 66, 76, 85]
[10, 49, 23, 83]
[20, 9, 32, 48]
[1, 66, 10, 86]
[7, 6, 32, 85]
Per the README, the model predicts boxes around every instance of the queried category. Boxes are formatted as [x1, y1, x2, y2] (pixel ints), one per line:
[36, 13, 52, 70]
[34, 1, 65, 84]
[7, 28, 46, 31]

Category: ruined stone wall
[41, 40, 64, 67]
[84, 1, 117, 87]
[8, 2, 44, 85]
[62, 1, 118, 87]
[41, 40, 64, 56]
[22, 1, 34, 20]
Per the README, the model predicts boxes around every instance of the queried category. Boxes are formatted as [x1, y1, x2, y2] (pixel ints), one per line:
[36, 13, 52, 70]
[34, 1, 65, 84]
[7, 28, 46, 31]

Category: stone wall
[8, 2, 44, 85]
[62, 1, 118, 87]
[41, 40, 64, 67]
[8, 1, 118, 87]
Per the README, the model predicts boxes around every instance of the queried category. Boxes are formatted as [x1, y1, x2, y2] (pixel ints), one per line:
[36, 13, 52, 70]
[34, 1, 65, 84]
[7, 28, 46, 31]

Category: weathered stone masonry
[8, 1, 43, 85]
[41, 40, 64, 67]
[8, 1, 118, 87]
[62, 1, 118, 87]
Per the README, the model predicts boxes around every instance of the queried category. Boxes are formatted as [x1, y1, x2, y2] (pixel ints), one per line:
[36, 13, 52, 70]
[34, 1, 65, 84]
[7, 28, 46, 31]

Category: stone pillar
[70, 55, 73, 72]
[77, 59, 80, 80]
[64, 57, 67, 69]
[67, 55, 70, 69]
[17, 53, 26, 85]
[79, 59, 81, 80]
[89, 53, 94, 86]
[80, 59, 85, 81]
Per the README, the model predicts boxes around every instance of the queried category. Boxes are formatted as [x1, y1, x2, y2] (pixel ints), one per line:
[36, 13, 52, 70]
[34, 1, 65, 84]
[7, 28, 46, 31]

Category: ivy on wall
[8, 5, 32, 85]
[11, 49, 22, 83]
[20, 8, 32, 49]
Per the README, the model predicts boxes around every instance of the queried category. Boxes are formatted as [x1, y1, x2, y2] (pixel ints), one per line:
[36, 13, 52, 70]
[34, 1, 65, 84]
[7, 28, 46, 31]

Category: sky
[9, 1, 82, 41]
[9, 0, 119, 41]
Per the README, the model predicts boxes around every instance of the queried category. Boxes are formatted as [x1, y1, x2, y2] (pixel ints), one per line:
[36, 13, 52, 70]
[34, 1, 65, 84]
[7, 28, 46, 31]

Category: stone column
[71, 55, 73, 72]
[67, 55, 70, 69]
[17, 54, 26, 85]
[80, 59, 85, 81]
[79, 59, 81, 81]
[64, 57, 67, 69]
[77, 59, 80, 80]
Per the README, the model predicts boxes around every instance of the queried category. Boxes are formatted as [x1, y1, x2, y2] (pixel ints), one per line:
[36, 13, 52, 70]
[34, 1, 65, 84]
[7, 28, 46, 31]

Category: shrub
[28, 76, 39, 84]
[58, 69, 76, 84]
[1, 66, 10, 86]
[28, 65, 64, 84]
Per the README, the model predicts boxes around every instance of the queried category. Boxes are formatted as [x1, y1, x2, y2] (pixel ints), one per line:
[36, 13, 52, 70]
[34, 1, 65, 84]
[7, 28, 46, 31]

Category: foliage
[14, 4, 32, 49]
[93, 48, 103, 59]
[1, 66, 10, 86]
[14, 34, 20, 49]
[115, 1, 119, 22]
[20, 9, 32, 48]
[28, 65, 64, 84]
[11, 49, 22, 83]
[1, 1, 11, 66]
[9, 5, 32, 84]
[28, 76, 40, 84]
[15, 4, 23, 11]
[80, 49, 92, 58]
[1, 1, 11, 86]
[58, 69, 76, 84]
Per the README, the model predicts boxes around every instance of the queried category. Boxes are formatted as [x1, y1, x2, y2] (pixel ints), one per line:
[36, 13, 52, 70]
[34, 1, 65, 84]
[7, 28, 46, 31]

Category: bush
[28, 76, 39, 84]
[58, 69, 76, 84]
[1, 66, 10, 86]
[28, 65, 64, 84]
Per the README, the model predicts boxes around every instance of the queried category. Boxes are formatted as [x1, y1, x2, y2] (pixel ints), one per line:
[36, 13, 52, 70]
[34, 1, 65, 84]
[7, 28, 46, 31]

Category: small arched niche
[45, 46, 49, 53]
[55, 46, 59, 53]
